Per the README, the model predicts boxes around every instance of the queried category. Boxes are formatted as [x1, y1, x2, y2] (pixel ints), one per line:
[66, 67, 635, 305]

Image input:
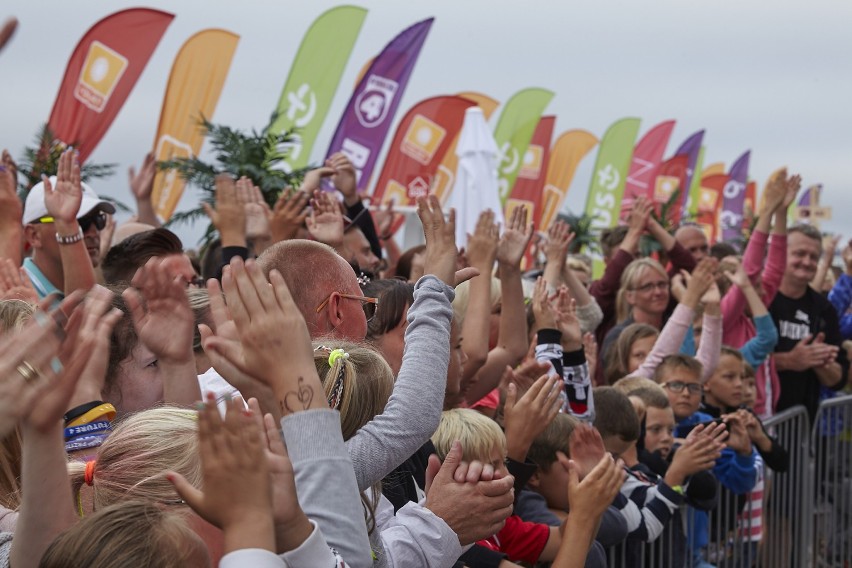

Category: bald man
[675, 225, 710, 263]
[258, 239, 368, 340]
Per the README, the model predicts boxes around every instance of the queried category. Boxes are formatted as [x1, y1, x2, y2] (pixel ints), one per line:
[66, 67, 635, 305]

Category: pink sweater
[720, 230, 786, 417]
[634, 303, 722, 383]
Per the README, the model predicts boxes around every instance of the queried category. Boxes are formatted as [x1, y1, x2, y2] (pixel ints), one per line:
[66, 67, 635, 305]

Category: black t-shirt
[769, 287, 849, 420]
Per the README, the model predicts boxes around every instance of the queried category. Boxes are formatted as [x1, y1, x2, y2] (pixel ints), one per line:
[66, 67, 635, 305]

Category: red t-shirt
[476, 514, 550, 564]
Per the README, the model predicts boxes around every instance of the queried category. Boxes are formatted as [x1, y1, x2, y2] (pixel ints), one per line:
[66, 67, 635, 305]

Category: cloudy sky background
[2, 0, 851, 247]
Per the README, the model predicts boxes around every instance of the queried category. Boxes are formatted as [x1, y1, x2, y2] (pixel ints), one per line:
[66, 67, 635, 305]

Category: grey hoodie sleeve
[346, 275, 454, 491]
[281, 409, 372, 568]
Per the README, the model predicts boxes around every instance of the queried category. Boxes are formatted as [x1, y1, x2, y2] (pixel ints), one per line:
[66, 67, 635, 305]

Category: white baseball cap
[22, 176, 116, 225]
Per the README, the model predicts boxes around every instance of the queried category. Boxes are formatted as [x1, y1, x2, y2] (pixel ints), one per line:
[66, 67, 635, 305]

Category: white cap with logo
[22, 177, 116, 225]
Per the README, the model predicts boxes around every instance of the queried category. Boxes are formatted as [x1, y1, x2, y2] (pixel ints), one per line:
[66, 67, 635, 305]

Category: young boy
[431, 408, 618, 566]
[655, 353, 757, 566]
[620, 385, 722, 568]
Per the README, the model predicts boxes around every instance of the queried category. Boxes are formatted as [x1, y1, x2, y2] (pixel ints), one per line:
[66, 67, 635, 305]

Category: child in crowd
[656, 354, 757, 567]
[431, 408, 620, 566]
[520, 414, 628, 568]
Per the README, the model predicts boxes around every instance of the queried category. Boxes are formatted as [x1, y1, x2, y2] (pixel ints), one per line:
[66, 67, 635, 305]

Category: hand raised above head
[43, 148, 82, 225]
[202, 257, 326, 417]
[465, 209, 499, 270]
[124, 258, 194, 365]
[496, 206, 534, 267]
[129, 153, 156, 202]
[417, 195, 458, 286]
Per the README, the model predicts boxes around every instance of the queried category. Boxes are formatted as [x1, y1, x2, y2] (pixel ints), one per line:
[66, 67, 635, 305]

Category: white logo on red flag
[74, 41, 128, 113]
[401, 115, 446, 165]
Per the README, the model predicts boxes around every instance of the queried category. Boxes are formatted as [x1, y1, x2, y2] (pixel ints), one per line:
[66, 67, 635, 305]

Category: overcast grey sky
[3, 0, 851, 247]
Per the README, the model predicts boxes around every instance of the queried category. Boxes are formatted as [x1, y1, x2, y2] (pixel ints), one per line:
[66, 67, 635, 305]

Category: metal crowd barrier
[810, 394, 852, 567]
[604, 398, 852, 568]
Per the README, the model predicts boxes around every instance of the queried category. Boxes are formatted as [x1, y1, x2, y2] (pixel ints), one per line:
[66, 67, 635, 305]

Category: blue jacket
[828, 273, 852, 340]
[675, 412, 757, 550]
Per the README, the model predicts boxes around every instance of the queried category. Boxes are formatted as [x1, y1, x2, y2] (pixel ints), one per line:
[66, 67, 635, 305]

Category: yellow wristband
[67, 403, 116, 427]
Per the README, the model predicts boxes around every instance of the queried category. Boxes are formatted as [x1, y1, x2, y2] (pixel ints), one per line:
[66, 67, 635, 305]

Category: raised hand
[0, 258, 37, 303]
[306, 190, 344, 248]
[568, 423, 607, 479]
[781, 173, 802, 210]
[560, 451, 624, 518]
[67, 286, 123, 407]
[504, 374, 561, 461]
[0, 150, 22, 227]
[681, 257, 718, 308]
[128, 153, 156, 203]
[299, 165, 336, 194]
[327, 152, 358, 205]
[0, 293, 87, 436]
[629, 196, 652, 235]
[552, 286, 582, 351]
[532, 276, 557, 330]
[417, 195, 458, 286]
[496, 206, 534, 267]
[499, 359, 552, 396]
[168, 396, 275, 554]
[237, 177, 272, 243]
[124, 258, 195, 365]
[202, 174, 246, 246]
[465, 209, 499, 270]
[201, 257, 326, 417]
[543, 220, 575, 265]
[701, 282, 721, 306]
[43, 148, 82, 224]
[270, 190, 310, 243]
[761, 168, 788, 213]
[373, 199, 402, 240]
[722, 257, 751, 290]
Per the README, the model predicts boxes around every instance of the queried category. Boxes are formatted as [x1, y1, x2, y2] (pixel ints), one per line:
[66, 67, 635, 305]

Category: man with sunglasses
[21, 150, 115, 299]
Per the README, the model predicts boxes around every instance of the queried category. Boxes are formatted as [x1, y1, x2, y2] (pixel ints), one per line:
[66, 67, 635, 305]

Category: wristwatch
[56, 228, 84, 245]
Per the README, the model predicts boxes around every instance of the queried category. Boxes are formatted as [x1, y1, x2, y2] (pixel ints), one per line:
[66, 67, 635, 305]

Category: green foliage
[158, 115, 310, 245]
[557, 211, 599, 255]
[16, 124, 118, 198]
[639, 189, 689, 257]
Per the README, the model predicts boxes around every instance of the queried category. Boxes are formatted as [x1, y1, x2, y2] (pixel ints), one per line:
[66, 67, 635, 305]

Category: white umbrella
[447, 107, 505, 247]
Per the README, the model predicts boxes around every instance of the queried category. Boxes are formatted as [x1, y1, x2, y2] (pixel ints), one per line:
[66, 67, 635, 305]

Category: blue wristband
[64, 420, 111, 440]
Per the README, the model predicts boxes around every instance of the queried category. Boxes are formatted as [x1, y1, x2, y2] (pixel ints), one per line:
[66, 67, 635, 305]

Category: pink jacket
[635, 303, 722, 383]
[720, 230, 786, 417]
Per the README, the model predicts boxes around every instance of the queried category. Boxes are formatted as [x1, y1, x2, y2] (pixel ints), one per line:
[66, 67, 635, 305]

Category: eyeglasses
[662, 381, 703, 395]
[185, 276, 206, 288]
[37, 212, 107, 232]
[315, 293, 378, 322]
[631, 281, 669, 293]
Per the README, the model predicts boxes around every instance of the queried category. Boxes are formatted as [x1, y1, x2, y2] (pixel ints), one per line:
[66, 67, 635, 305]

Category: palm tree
[557, 211, 599, 255]
[158, 115, 308, 245]
[16, 124, 123, 209]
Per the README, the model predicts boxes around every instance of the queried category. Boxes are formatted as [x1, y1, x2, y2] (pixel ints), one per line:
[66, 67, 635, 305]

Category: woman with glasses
[603, 258, 723, 386]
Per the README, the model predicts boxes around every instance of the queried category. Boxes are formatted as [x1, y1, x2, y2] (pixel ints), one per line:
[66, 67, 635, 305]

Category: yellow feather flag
[539, 130, 598, 231]
[151, 29, 239, 221]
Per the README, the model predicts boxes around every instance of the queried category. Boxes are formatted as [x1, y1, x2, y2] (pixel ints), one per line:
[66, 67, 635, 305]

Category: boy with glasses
[655, 354, 756, 567]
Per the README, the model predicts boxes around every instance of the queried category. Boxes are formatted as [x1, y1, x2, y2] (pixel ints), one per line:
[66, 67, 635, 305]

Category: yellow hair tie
[328, 348, 349, 367]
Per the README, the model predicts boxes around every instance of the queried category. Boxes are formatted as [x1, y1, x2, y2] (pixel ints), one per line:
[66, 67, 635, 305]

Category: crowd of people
[0, 142, 847, 568]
